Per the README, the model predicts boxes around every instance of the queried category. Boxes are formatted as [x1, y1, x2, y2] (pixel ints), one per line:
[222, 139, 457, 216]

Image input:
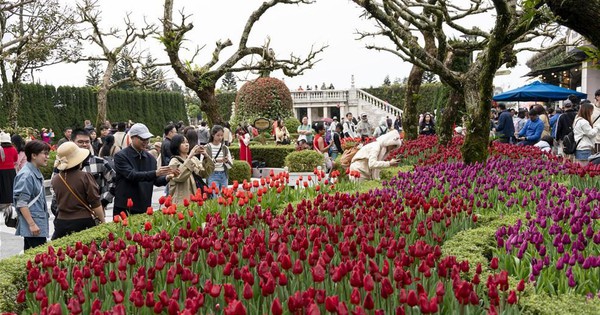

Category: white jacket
[349, 130, 402, 181]
[593, 105, 600, 143]
[574, 117, 599, 151]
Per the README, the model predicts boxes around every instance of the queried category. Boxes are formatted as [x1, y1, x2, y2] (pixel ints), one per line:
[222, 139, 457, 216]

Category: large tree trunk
[439, 89, 464, 146]
[7, 84, 20, 128]
[96, 60, 116, 129]
[461, 54, 498, 164]
[198, 86, 223, 126]
[402, 65, 424, 140]
[546, 0, 600, 49]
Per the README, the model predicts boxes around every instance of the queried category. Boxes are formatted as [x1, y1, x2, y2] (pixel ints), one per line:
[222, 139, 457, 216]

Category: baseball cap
[128, 123, 153, 139]
[564, 100, 573, 107]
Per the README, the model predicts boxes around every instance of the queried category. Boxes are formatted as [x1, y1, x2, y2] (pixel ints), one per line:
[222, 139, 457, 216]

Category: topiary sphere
[235, 77, 293, 121]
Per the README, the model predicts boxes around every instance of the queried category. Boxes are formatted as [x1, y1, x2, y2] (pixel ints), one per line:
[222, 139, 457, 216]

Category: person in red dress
[237, 125, 252, 167]
[0, 132, 18, 212]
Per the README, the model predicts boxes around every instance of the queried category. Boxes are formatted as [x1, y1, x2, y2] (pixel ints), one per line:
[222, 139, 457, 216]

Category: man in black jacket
[555, 101, 577, 147]
[113, 123, 179, 215]
[494, 103, 515, 143]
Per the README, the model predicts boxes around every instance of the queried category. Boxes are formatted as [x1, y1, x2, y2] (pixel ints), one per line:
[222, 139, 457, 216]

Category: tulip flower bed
[6, 135, 600, 314]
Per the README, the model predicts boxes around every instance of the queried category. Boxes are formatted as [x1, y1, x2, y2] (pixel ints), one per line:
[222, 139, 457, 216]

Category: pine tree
[383, 75, 391, 86]
[140, 54, 168, 91]
[86, 60, 103, 87]
[220, 72, 237, 92]
[111, 49, 135, 90]
[169, 81, 183, 94]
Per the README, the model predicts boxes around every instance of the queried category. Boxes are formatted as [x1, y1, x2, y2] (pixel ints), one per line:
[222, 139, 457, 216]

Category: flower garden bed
[3, 136, 600, 314]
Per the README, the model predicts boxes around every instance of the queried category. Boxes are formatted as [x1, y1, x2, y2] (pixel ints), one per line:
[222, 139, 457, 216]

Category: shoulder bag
[5, 180, 45, 228]
[58, 173, 102, 225]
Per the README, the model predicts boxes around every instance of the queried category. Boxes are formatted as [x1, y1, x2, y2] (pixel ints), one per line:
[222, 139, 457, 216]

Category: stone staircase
[355, 89, 403, 124]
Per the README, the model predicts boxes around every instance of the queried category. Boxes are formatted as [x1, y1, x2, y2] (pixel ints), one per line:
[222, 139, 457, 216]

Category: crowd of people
[490, 90, 600, 165]
[0, 117, 263, 251]
[12, 91, 600, 252]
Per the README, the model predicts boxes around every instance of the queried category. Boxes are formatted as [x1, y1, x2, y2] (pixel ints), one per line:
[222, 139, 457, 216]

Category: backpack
[340, 145, 360, 168]
[562, 131, 580, 155]
[564, 116, 600, 155]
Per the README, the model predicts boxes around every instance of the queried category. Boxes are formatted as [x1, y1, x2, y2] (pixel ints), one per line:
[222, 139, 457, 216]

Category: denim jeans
[208, 171, 228, 196]
[575, 149, 592, 161]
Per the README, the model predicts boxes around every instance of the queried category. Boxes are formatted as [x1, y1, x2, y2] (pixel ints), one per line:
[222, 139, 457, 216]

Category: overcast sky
[33, 0, 538, 93]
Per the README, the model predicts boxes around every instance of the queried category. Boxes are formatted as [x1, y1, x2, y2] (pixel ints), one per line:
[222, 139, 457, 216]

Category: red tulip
[363, 274, 375, 291]
[311, 264, 325, 283]
[225, 300, 247, 315]
[325, 295, 339, 312]
[363, 292, 375, 310]
[306, 303, 320, 315]
[292, 259, 303, 275]
[350, 288, 361, 305]
[517, 279, 525, 292]
[112, 290, 124, 304]
[126, 198, 133, 208]
[243, 283, 253, 300]
[146, 207, 153, 215]
[158, 196, 166, 205]
[67, 297, 82, 314]
[434, 282, 445, 297]
[407, 290, 418, 307]
[144, 221, 152, 231]
[168, 299, 180, 314]
[183, 198, 190, 207]
[381, 278, 394, 299]
[507, 290, 517, 304]
[208, 284, 221, 298]
[271, 297, 283, 315]
[17, 290, 25, 304]
[490, 257, 499, 270]
[278, 273, 288, 286]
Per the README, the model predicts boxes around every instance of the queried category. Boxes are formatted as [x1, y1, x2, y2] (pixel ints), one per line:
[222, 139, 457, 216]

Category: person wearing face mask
[349, 130, 401, 182]
[517, 108, 544, 146]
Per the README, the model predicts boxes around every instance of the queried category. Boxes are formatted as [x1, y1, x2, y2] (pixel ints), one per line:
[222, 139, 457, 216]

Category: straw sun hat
[56, 142, 90, 171]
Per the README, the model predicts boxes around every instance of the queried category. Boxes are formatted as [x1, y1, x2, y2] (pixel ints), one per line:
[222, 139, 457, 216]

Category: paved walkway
[0, 186, 166, 260]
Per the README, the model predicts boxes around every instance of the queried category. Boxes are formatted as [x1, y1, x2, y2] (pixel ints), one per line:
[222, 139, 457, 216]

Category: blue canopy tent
[493, 81, 587, 102]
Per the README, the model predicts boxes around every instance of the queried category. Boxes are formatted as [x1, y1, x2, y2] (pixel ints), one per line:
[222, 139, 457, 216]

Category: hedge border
[229, 145, 296, 168]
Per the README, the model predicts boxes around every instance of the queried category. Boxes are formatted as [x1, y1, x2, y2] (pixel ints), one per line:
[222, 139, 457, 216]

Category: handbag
[58, 174, 102, 225]
[4, 206, 18, 228]
[5, 182, 45, 228]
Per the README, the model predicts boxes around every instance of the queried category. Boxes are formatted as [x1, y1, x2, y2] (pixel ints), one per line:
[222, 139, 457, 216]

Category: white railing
[290, 90, 348, 103]
[356, 89, 403, 117]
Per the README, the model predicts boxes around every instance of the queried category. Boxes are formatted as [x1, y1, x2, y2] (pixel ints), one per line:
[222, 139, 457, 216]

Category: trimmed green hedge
[228, 160, 251, 184]
[284, 150, 324, 172]
[0, 84, 186, 135]
[363, 83, 450, 115]
[519, 293, 600, 315]
[229, 145, 296, 168]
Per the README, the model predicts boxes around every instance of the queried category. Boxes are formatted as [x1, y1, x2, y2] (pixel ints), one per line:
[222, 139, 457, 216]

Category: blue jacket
[495, 110, 515, 139]
[518, 118, 544, 145]
[13, 162, 49, 238]
[114, 146, 168, 214]
[549, 114, 560, 138]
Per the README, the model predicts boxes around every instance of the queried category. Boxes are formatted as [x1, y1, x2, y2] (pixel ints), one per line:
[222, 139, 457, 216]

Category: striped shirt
[209, 143, 225, 172]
